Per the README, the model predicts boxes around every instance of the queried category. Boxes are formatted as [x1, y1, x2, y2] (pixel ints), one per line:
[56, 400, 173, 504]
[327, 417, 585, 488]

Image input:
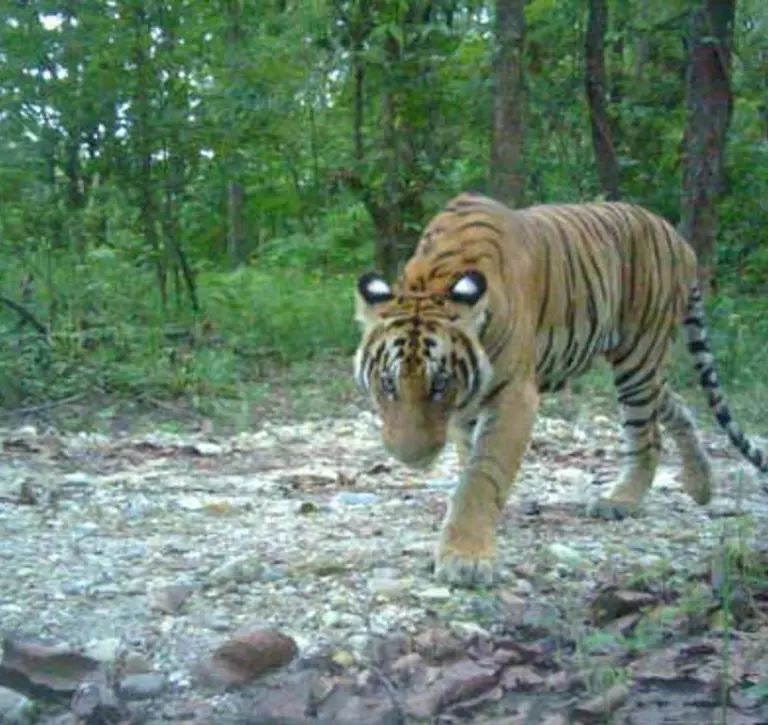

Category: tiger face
[353, 270, 494, 469]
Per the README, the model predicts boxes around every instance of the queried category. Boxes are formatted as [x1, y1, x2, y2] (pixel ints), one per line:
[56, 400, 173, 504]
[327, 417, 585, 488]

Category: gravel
[0, 409, 766, 722]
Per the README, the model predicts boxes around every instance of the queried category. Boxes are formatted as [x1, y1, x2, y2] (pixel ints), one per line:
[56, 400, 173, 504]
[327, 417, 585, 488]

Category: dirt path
[1, 409, 767, 723]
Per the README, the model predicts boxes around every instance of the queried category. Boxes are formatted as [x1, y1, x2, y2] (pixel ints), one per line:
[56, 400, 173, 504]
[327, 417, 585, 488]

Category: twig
[8, 392, 86, 415]
[0, 295, 49, 341]
[369, 663, 407, 724]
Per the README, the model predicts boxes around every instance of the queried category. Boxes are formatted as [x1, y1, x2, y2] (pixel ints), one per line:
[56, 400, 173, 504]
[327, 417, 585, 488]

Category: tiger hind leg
[658, 386, 714, 505]
[586, 343, 666, 519]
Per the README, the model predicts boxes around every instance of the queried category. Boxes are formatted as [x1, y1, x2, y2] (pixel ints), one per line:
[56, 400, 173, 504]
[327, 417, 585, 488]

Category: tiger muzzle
[381, 424, 446, 470]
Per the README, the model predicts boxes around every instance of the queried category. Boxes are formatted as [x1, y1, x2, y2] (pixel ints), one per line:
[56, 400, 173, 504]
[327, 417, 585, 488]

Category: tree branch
[0, 296, 49, 342]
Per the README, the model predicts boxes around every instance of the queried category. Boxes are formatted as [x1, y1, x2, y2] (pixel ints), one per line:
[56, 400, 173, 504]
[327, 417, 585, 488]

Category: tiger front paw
[435, 527, 497, 588]
[581, 496, 639, 521]
[435, 553, 496, 588]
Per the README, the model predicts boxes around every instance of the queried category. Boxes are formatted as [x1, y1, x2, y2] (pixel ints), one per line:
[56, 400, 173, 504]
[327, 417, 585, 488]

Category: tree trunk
[585, 0, 620, 200]
[490, 0, 526, 207]
[224, 0, 247, 269]
[227, 180, 246, 267]
[375, 34, 401, 280]
[679, 0, 736, 284]
[131, 3, 166, 308]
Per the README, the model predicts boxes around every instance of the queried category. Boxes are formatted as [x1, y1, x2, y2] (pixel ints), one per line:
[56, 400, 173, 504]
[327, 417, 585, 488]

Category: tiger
[353, 191, 767, 589]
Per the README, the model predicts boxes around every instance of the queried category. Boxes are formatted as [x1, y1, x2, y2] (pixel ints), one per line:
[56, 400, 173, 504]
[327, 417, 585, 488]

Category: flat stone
[332, 492, 380, 505]
[417, 587, 452, 602]
[119, 673, 166, 700]
[0, 686, 34, 725]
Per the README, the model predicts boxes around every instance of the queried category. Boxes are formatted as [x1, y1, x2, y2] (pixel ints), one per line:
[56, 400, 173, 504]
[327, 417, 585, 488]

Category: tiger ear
[448, 270, 487, 305]
[355, 272, 394, 326]
[358, 272, 394, 305]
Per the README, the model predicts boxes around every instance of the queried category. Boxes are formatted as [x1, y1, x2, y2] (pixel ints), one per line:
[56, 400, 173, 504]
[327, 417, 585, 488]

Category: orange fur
[354, 192, 766, 588]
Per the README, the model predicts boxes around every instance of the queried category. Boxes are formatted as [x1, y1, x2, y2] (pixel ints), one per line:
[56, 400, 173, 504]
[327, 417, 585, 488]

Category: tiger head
[353, 270, 494, 469]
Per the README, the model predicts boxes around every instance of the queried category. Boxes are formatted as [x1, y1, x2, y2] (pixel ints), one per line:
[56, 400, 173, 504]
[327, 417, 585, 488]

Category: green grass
[1, 251, 767, 439]
[0, 255, 360, 411]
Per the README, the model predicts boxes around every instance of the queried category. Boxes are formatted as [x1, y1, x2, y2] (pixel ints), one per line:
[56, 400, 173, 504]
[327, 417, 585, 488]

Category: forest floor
[2, 368, 768, 725]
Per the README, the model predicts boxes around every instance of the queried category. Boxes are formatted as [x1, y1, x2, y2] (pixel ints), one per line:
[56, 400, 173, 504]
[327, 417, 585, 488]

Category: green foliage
[0, 0, 766, 409]
[0, 256, 359, 406]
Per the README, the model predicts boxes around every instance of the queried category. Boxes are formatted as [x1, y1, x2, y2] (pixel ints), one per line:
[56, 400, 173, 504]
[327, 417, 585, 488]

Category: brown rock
[412, 628, 463, 664]
[389, 652, 423, 685]
[590, 586, 657, 625]
[197, 628, 298, 687]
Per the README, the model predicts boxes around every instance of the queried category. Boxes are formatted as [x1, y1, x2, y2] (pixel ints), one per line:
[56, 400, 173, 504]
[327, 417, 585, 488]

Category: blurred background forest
[0, 0, 766, 428]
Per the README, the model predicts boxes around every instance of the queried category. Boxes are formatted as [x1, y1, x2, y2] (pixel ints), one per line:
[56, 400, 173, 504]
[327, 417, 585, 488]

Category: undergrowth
[0, 255, 360, 410]
[1, 250, 767, 437]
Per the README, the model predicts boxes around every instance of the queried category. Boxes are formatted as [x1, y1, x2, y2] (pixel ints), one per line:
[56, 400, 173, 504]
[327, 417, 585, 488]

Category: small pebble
[119, 672, 166, 700]
[209, 555, 264, 585]
[368, 577, 413, 598]
[417, 587, 452, 602]
[547, 543, 583, 567]
[84, 637, 122, 663]
[332, 492, 380, 505]
[0, 686, 34, 725]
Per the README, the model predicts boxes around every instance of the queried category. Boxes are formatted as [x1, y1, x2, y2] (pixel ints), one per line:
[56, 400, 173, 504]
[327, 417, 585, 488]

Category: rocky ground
[1, 406, 768, 724]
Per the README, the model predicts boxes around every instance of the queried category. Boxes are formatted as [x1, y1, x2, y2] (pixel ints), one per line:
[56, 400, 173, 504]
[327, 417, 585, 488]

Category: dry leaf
[0, 636, 102, 695]
[571, 683, 631, 722]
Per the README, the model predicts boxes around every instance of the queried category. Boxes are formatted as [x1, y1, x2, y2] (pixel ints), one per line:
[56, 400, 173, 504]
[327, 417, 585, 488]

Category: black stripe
[618, 386, 663, 407]
[615, 365, 656, 396]
[536, 235, 552, 330]
[456, 220, 503, 236]
[482, 379, 509, 407]
[687, 340, 709, 354]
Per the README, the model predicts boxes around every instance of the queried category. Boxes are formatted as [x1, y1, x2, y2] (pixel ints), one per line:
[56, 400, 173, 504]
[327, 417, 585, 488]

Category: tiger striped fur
[353, 191, 767, 588]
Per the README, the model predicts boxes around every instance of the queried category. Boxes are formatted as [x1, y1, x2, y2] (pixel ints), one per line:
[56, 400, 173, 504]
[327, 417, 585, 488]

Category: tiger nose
[383, 437, 442, 469]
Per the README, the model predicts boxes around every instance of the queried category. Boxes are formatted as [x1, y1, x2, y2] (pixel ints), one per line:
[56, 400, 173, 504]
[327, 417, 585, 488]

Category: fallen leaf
[545, 670, 584, 693]
[606, 612, 643, 637]
[571, 683, 631, 722]
[590, 585, 657, 624]
[501, 665, 545, 691]
[365, 462, 391, 475]
[437, 660, 500, 709]
[492, 647, 523, 666]
[0, 637, 102, 694]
